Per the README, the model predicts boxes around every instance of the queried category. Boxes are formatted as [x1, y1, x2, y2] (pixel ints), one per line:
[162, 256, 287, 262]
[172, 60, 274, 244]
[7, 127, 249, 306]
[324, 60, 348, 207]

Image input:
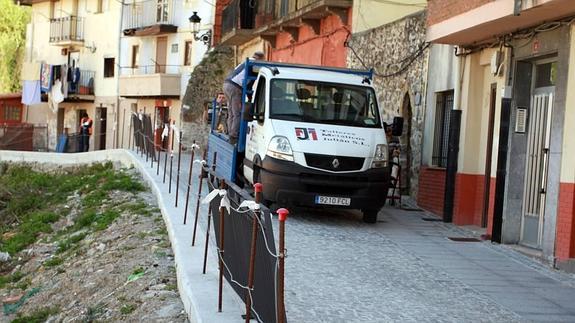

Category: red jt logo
[295, 128, 318, 141]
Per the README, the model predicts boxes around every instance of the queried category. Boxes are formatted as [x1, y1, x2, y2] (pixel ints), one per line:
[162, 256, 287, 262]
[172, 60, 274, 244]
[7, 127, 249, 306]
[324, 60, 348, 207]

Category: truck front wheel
[362, 209, 379, 224]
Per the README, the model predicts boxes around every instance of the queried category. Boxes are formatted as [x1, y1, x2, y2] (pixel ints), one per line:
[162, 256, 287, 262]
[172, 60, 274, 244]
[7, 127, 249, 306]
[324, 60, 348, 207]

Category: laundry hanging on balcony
[21, 81, 41, 106]
[40, 63, 52, 92]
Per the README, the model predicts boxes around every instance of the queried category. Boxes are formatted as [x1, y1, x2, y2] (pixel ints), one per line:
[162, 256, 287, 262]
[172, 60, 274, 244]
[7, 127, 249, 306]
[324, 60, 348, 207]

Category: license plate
[315, 196, 351, 206]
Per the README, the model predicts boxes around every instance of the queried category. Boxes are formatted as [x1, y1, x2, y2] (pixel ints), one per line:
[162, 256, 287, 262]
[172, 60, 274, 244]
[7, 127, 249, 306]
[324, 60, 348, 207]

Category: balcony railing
[123, 0, 181, 30]
[120, 65, 182, 75]
[222, 0, 256, 35]
[257, 0, 319, 23]
[67, 70, 95, 96]
[49, 16, 84, 44]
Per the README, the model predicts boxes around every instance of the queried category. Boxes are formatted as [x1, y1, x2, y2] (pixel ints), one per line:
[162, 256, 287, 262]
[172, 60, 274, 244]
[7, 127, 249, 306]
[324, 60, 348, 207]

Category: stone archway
[400, 92, 412, 195]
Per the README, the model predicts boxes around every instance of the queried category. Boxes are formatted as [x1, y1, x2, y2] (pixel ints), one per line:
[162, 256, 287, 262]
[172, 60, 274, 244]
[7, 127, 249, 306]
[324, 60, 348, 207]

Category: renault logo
[332, 158, 340, 169]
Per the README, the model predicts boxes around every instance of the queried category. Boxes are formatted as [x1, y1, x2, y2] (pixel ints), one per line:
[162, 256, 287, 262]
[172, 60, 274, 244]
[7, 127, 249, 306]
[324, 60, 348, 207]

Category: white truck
[208, 61, 395, 223]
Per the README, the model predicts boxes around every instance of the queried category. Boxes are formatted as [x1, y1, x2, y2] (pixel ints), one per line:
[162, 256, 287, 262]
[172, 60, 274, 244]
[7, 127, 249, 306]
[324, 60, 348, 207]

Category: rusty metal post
[168, 126, 175, 193]
[202, 207, 212, 275]
[157, 145, 162, 175]
[150, 137, 154, 168]
[163, 144, 169, 183]
[140, 131, 145, 157]
[276, 208, 289, 323]
[245, 183, 263, 323]
[192, 149, 208, 245]
[129, 114, 133, 151]
[152, 108, 157, 162]
[218, 179, 227, 312]
[202, 152, 217, 274]
[175, 131, 183, 207]
[183, 141, 197, 224]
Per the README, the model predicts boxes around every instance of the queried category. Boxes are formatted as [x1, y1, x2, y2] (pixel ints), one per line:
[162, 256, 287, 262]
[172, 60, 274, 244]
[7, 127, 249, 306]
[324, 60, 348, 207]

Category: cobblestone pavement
[153, 150, 575, 323]
[278, 206, 575, 323]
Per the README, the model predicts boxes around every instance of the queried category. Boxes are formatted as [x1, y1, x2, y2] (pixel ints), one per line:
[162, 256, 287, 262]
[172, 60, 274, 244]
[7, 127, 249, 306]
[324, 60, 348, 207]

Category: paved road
[145, 150, 575, 322]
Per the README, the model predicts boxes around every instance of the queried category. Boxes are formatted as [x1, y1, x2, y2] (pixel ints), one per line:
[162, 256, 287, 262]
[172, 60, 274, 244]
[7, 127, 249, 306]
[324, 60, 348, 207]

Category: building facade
[21, 0, 122, 151]
[421, 0, 575, 270]
[118, 0, 214, 149]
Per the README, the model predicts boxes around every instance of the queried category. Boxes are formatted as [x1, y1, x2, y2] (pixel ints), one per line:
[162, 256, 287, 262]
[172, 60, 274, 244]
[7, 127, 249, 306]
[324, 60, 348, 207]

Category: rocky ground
[0, 163, 187, 322]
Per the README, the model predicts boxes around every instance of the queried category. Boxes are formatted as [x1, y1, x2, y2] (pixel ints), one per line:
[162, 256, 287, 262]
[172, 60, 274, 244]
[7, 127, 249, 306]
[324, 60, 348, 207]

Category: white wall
[422, 44, 457, 166]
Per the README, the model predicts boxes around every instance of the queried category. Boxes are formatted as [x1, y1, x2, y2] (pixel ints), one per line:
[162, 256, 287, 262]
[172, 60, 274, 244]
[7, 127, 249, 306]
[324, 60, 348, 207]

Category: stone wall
[181, 46, 235, 149]
[346, 10, 429, 199]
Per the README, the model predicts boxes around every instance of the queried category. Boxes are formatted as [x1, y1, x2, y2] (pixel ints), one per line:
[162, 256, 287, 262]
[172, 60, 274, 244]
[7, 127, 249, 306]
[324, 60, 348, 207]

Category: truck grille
[304, 153, 364, 172]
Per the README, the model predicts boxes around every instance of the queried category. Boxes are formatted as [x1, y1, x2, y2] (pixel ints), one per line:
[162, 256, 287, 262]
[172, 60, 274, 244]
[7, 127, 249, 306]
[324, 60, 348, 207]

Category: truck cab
[208, 61, 390, 223]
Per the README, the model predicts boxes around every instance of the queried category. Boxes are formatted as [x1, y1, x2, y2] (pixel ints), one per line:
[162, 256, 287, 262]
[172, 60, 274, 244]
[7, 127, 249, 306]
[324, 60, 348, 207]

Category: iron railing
[120, 65, 182, 75]
[432, 90, 454, 168]
[258, 0, 318, 22]
[222, 0, 256, 34]
[123, 0, 182, 30]
[0, 124, 48, 152]
[49, 16, 84, 43]
[68, 70, 95, 95]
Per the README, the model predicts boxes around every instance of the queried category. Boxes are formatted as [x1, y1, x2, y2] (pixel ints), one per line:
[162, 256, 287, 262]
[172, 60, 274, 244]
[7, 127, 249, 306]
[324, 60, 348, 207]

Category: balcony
[122, 0, 180, 36]
[66, 70, 95, 100]
[119, 65, 181, 97]
[427, 0, 575, 46]
[49, 16, 84, 46]
[220, 0, 257, 46]
[253, 0, 351, 45]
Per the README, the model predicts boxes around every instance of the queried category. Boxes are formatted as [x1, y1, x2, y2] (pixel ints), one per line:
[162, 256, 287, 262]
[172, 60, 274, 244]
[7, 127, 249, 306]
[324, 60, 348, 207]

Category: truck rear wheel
[362, 209, 379, 223]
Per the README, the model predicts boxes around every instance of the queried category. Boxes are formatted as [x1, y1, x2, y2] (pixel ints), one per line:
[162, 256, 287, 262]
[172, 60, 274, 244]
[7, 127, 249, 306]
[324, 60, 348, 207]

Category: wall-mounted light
[188, 11, 212, 46]
[85, 41, 97, 53]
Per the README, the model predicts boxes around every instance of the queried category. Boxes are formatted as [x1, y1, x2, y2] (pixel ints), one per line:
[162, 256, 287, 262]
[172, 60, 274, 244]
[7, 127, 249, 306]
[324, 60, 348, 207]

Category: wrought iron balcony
[123, 0, 181, 36]
[67, 70, 95, 97]
[220, 0, 257, 45]
[49, 16, 84, 45]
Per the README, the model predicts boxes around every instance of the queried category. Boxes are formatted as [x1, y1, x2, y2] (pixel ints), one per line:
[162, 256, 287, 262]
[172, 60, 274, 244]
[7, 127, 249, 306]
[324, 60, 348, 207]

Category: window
[156, 0, 169, 23]
[2, 104, 22, 122]
[432, 90, 454, 167]
[535, 61, 557, 88]
[131, 45, 139, 68]
[104, 57, 115, 78]
[268, 79, 381, 128]
[184, 41, 192, 66]
[254, 77, 267, 121]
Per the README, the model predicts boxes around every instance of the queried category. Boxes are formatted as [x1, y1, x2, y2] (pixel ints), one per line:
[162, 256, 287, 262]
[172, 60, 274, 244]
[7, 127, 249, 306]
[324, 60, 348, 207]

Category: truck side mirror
[242, 102, 253, 121]
[392, 117, 404, 136]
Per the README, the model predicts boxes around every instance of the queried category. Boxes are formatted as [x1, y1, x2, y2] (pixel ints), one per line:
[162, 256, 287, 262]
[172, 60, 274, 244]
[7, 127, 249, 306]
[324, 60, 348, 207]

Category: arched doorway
[400, 93, 412, 195]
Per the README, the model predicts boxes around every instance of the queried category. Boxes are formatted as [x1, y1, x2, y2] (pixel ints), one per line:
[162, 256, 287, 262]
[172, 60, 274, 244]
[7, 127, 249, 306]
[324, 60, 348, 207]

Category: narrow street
[165, 150, 575, 322]
[280, 206, 575, 322]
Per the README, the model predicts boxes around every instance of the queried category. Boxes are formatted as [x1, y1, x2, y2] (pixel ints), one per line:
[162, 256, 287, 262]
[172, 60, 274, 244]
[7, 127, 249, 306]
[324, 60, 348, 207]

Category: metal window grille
[432, 90, 454, 167]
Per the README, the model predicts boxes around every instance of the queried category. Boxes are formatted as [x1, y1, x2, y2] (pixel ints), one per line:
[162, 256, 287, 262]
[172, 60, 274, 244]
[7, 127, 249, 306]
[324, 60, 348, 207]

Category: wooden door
[155, 37, 167, 73]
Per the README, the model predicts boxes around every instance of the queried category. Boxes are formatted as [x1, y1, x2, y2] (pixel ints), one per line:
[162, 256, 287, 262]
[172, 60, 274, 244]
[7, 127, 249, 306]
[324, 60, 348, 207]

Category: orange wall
[557, 183, 575, 260]
[269, 13, 349, 67]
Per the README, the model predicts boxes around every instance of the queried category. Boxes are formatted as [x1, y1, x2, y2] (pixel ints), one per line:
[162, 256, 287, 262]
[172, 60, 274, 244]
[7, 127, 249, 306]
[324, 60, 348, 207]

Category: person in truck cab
[223, 51, 265, 144]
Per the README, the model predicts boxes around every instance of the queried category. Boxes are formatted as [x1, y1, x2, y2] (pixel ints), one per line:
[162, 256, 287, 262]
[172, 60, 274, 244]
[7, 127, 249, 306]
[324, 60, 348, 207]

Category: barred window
[432, 90, 454, 168]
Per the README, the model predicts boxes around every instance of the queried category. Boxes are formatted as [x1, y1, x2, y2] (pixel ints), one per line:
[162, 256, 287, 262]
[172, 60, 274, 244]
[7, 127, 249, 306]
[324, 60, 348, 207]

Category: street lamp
[188, 11, 212, 46]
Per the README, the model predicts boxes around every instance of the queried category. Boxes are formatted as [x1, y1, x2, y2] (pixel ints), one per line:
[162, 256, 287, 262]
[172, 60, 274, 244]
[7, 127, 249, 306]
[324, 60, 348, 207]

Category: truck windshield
[269, 79, 382, 128]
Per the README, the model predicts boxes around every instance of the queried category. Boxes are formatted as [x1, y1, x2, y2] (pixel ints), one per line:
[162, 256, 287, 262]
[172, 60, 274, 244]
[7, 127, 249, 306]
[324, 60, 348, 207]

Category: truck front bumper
[260, 157, 390, 210]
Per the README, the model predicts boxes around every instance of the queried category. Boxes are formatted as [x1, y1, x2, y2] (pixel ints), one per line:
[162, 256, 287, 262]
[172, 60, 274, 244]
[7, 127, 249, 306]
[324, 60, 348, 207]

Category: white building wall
[422, 44, 457, 166]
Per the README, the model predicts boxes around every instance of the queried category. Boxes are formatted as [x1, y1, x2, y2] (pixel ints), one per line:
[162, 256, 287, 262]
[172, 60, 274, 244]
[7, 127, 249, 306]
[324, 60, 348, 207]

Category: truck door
[244, 75, 267, 184]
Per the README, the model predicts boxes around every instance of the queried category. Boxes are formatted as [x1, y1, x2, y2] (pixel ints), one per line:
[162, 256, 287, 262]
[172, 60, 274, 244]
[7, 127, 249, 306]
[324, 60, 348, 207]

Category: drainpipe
[115, 0, 125, 149]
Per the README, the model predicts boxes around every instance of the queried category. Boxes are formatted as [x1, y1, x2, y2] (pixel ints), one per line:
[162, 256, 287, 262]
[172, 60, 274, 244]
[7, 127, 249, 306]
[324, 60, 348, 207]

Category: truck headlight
[372, 144, 388, 168]
[267, 136, 294, 161]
